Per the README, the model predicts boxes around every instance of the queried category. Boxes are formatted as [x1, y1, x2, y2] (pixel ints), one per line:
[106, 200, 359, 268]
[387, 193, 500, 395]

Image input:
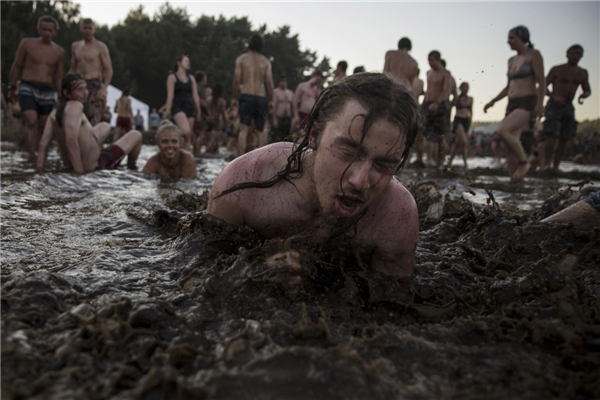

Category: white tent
[105, 85, 150, 131]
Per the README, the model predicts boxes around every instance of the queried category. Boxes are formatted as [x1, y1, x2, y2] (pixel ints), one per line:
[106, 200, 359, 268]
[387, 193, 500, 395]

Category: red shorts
[98, 144, 125, 169]
[116, 116, 131, 131]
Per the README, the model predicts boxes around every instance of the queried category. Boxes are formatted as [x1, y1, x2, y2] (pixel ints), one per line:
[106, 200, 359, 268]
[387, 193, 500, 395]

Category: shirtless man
[8, 15, 64, 159]
[293, 72, 324, 131]
[384, 37, 418, 93]
[231, 34, 274, 157]
[333, 61, 348, 83]
[422, 51, 451, 169]
[70, 18, 113, 126]
[113, 89, 133, 141]
[541, 44, 591, 171]
[37, 74, 142, 175]
[271, 76, 295, 143]
[208, 73, 420, 282]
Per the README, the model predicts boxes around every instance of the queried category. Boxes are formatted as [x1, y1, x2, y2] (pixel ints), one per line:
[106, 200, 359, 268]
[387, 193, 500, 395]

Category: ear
[308, 122, 320, 150]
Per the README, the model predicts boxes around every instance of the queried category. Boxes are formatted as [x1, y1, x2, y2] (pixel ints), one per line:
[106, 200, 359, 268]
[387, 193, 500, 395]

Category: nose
[347, 161, 372, 191]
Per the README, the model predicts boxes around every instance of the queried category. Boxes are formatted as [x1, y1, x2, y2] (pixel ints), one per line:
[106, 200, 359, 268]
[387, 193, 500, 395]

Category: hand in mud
[264, 250, 302, 287]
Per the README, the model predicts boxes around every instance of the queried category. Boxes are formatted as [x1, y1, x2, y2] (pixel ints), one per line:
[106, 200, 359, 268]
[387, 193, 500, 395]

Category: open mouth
[334, 195, 364, 218]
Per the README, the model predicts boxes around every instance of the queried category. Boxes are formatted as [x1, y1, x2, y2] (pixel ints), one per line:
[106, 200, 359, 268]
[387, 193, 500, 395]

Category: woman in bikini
[484, 26, 545, 181]
[446, 82, 473, 168]
[164, 55, 201, 151]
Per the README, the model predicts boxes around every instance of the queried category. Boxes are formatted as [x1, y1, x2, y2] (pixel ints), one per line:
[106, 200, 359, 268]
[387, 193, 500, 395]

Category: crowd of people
[1, 14, 599, 277]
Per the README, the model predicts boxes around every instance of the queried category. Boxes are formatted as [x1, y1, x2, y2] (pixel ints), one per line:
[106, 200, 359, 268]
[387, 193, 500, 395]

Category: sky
[77, 1, 600, 122]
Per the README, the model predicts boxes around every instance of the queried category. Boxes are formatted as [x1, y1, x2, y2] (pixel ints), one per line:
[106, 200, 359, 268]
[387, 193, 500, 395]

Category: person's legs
[237, 124, 251, 156]
[113, 130, 142, 168]
[415, 132, 425, 163]
[496, 109, 531, 180]
[436, 134, 446, 169]
[21, 109, 39, 155]
[92, 122, 112, 146]
[552, 139, 569, 170]
[173, 112, 192, 151]
[542, 138, 557, 170]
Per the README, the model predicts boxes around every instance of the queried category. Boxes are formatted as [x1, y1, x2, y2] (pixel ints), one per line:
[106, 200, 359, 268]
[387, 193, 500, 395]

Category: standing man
[384, 37, 418, 93]
[333, 61, 348, 83]
[231, 34, 274, 157]
[293, 72, 324, 131]
[8, 15, 64, 159]
[150, 108, 160, 131]
[134, 110, 144, 131]
[422, 51, 451, 169]
[113, 89, 133, 141]
[271, 76, 295, 143]
[70, 18, 113, 126]
[541, 44, 591, 171]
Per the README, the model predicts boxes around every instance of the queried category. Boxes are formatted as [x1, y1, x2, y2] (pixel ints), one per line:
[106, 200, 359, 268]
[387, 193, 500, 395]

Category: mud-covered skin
[2, 146, 600, 399]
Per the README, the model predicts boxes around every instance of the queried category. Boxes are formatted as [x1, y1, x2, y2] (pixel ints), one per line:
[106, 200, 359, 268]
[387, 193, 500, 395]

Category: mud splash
[2, 145, 600, 399]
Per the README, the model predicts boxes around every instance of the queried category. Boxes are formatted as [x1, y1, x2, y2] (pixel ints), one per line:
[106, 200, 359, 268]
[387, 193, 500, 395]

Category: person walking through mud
[70, 18, 113, 126]
[36, 74, 142, 174]
[484, 26, 545, 182]
[540, 44, 591, 172]
[446, 82, 473, 168]
[207, 73, 420, 282]
[8, 15, 64, 160]
[271, 76, 295, 143]
[231, 34, 274, 157]
[164, 55, 202, 152]
[142, 120, 196, 179]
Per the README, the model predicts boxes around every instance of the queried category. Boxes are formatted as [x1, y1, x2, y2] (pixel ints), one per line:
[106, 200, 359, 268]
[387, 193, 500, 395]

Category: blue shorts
[238, 94, 268, 131]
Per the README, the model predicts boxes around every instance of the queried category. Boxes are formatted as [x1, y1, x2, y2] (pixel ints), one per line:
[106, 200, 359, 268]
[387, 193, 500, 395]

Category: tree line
[1, 0, 332, 109]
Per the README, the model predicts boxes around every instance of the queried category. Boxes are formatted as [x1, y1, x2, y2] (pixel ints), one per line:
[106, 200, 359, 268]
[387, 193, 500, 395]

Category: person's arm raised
[63, 103, 85, 174]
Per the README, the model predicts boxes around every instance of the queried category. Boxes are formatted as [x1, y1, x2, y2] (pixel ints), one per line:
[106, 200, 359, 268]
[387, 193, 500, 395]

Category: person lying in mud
[37, 73, 142, 174]
[207, 73, 420, 279]
[142, 120, 197, 179]
[543, 190, 600, 231]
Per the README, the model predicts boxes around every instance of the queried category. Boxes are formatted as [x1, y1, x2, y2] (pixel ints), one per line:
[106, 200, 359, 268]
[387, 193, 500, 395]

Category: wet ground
[2, 142, 599, 399]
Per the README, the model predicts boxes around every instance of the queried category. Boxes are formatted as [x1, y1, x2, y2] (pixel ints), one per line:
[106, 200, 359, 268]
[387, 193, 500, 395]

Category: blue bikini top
[507, 61, 534, 80]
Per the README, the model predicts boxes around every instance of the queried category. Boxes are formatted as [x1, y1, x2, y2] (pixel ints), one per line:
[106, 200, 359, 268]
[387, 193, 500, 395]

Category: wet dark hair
[312, 71, 324, 79]
[56, 73, 84, 128]
[568, 44, 584, 53]
[195, 70, 205, 82]
[122, 88, 130, 96]
[398, 37, 412, 50]
[353, 66, 365, 74]
[248, 34, 263, 52]
[337, 61, 348, 72]
[217, 72, 422, 199]
[510, 25, 534, 48]
[211, 83, 223, 107]
[441, 59, 447, 68]
[428, 51, 441, 60]
[80, 18, 94, 27]
[172, 55, 188, 74]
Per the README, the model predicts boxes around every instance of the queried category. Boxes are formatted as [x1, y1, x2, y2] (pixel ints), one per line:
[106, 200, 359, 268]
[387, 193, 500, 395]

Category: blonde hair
[37, 15, 59, 32]
[156, 120, 182, 142]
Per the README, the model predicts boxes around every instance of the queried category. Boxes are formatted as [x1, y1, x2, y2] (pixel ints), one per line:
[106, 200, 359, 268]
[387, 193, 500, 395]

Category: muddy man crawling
[208, 73, 421, 284]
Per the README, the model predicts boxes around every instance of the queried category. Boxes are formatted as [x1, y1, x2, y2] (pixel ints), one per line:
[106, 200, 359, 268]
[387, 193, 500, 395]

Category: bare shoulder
[142, 154, 160, 173]
[181, 150, 195, 162]
[71, 40, 83, 50]
[65, 100, 84, 114]
[52, 41, 65, 53]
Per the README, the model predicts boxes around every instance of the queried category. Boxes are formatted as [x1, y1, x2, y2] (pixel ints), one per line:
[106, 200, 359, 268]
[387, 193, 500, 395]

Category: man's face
[279, 79, 287, 89]
[312, 76, 324, 88]
[80, 23, 95, 40]
[309, 99, 405, 219]
[567, 48, 583, 65]
[39, 22, 56, 42]
[157, 130, 181, 160]
[428, 56, 440, 70]
[70, 80, 89, 103]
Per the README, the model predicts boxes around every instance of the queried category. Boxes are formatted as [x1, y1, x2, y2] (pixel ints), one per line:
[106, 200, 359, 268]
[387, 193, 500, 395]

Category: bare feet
[511, 161, 530, 181]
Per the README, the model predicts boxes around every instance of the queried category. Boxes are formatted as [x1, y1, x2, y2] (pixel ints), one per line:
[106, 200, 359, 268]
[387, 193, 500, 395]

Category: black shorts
[172, 99, 197, 118]
[270, 117, 292, 143]
[542, 99, 577, 141]
[18, 80, 57, 116]
[239, 94, 268, 131]
[452, 117, 470, 133]
[506, 95, 537, 116]
[422, 101, 449, 142]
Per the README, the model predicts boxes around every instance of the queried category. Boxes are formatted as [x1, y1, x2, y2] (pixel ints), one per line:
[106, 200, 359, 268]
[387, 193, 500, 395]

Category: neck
[177, 68, 186, 76]
[84, 37, 95, 44]
[160, 151, 181, 167]
[516, 46, 529, 55]
[398, 48, 409, 54]
[40, 37, 52, 44]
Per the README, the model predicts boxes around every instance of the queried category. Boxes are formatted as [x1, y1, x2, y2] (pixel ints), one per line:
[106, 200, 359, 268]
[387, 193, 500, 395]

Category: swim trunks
[505, 95, 537, 116]
[18, 80, 57, 116]
[97, 144, 125, 169]
[452, 116, 471, 133]
[239, 94, 268, 131]
[583, 191, 600, 213]
[84, 78, 105, 126]
[270, 116, 292, 143]
[116, 116, 131, 132]
[541, 99, 577, 141]
[422, 101, 449, 142]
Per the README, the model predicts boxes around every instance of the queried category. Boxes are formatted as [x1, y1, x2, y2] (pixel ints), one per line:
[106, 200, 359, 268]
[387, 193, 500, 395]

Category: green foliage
[1, 1, 330, 109]
[577, 118, 600, 136]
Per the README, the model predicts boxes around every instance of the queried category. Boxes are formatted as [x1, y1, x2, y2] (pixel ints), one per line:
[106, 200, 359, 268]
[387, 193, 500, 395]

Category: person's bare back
[237, 52, 271, 97]
[115, 96, 132, 118]
[384, 50, 418, 91]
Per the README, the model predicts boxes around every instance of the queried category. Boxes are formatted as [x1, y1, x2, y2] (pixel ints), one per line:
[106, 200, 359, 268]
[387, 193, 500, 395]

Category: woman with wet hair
[142, 120, 196, 179]
[484, 25, 545, 181]
[446, 82, 473, 168]
[164, 55, 201, 152]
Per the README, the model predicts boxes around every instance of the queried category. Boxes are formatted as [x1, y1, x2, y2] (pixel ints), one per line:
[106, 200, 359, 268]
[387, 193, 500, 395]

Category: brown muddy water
[2, 142, 600, 399]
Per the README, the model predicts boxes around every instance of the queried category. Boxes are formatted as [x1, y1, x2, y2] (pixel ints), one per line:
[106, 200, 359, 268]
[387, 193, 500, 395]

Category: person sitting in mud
[37, 73, 142, 174]
[142, 120, 197, 179]
[543, 191, 600, 231]
[207, 73, 420, 279]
